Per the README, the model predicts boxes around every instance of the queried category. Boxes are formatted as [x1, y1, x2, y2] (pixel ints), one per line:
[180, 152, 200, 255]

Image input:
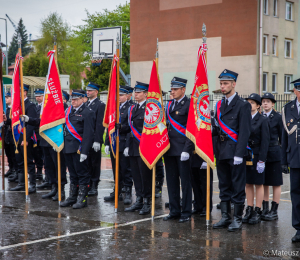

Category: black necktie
[136, 104, 140, 111]
[263, 113, 267, 117]
[224, 99, 229, 110]
[72, 108, 76, 114]
[87, 101, 90, 106]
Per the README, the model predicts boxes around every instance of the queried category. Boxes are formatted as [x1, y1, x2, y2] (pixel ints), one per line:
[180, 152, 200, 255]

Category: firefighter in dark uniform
[33, 88, 44, 180]
[60, 90, 95, 209]
[281, 78, 300, 243]
[163, 77, 194, 223]
[104, 86, 133, 204]
[62, 90, 69, 111]
[85, 82, 105, 196]
[242, 94, 270, 225]
[4, 92, 17, 180]
[22, 103, 68, 201]
[212, 69, 251, 232]
[191, 153, 213, 216]
[9, 84, 38, 193]
[260, 93, 283, 221]
[123, 82, 153, 215]
[123, 85, 134, 105]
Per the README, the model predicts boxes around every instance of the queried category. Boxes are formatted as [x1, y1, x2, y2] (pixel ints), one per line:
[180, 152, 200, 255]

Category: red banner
[39, 50, 65, 152]
[103, 55, 118, 157]
[140, 60, 170, 169]
[186, 43, 215, 169]
[11, 53, 23, 145]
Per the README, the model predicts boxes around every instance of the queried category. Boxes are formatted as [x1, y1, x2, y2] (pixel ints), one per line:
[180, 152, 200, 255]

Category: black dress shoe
[178, 217, 190, 223]
[42, 184, 58, 199]
[163, 214, 180, 221]
[29, 185, 36, 194]
[4, 169, 12, 177]
[10, 184, 25, 191]
[52, 190, 66, 201]
[124, 196, 143, 212]
[199, 209, 207, 217]
[8, 172, 18, 182]
[37, 181, 51, 190]
[139, 198, 151, 215]
[292, 233, 300, 243]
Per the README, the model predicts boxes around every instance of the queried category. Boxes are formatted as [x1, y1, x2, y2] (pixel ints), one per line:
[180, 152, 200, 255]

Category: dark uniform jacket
[282, 99, 300, 168]
[64, 103, 95, 155]
[213, 94, 251, 160]
[4, 106, 14, 144]
[191, 152, 205, 168]
[105, 100, 131, 152]
[86, 98, 105, 145]
[127, 101, 146, 157]
[64, 102, 68, 111]
[266, 109, 283, 162]
[248, 112, 270, 162]
[164, 96, 194, 156]
[35, 103, 42, 141]
[19, 99, 37, 143]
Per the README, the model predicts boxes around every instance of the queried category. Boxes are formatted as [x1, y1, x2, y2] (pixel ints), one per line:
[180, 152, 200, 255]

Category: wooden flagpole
[202, 24, 211, 226]
[53, 35, 62, 205]
[0, 45, 5, 192]
[115, 33, 120, 213]
[18, 34, 29, 200]
[151, 39, 159, 220]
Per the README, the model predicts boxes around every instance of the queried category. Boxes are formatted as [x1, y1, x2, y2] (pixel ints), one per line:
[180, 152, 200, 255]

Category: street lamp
[0, 18, 8, 75]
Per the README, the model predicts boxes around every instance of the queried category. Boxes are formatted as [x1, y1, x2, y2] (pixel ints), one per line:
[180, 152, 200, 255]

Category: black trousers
[290, 168, 300, 231]
[156, 158, 164, 184]
[164, 156, 192, 218]
[88, 148, 102, 184]
[191, 167, 213, 212]
[43, 147, 67, 185]
[129, 156, 152, 198]
[111, 151, 133, 188]
[216, 159, 246, 204]
[15, 141, 36, 185]
[33, 140, 44, 170]
[5, 142, 17, 171]
[65, 153, 89, 186]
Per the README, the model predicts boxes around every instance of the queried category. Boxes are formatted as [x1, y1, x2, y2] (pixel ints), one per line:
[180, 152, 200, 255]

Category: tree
[34, 12, 85, 89]
[8, 18, 30, 64]
[23, 55, 48, 77]
[75, 3, 130, 90]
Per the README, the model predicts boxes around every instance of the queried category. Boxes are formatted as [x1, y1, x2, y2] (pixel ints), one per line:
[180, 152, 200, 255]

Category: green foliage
[8, 18, 31, 64]
[75, 3, 130, 90]
[33, 12, 85, 89]
[23, 55, 49, 77]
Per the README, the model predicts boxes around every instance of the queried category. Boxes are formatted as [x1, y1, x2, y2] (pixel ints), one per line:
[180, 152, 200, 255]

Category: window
[272, 74, 277, 92]
[263, 35, 268, 54]
[285, 39, 292, 58]
[272, 36, 277, 56]
[264, 0, 269, 15]
[286, 1, 293, 20]
[263, 73, 268, 92]
[284, 75, 292, 92]
[273, 0, 278, 16]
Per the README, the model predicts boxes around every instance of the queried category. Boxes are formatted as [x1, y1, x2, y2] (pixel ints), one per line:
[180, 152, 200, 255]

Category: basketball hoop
[91, 52, 106, 67]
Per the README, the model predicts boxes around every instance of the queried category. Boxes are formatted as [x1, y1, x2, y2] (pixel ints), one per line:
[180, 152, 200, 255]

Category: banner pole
[18, 35, 29, 200]
[53, 37, 62, 205]
[115, 33, 120, 213]
[0, 47, 4, 192]
[151, 165, 156, 220]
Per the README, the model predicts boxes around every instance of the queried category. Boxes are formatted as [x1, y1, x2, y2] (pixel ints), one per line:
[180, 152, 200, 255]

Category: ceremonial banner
[11, 54, 23, 147]
[140, 60, 170, 169]
[39, 50, 65, 152]
[103, 55, 118, 157]
[186, 43, 215, 169]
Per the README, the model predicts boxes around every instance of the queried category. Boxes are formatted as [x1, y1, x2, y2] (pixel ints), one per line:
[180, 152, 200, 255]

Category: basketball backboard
[92, 26, 122, 59]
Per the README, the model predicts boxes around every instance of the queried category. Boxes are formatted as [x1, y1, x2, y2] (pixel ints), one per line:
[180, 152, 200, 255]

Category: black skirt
[264, 161, 283, 186]
[246, 154, 265, 185]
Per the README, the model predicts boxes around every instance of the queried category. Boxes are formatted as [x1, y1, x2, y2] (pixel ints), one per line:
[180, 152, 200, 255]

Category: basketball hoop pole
[115, 33, 120, 213]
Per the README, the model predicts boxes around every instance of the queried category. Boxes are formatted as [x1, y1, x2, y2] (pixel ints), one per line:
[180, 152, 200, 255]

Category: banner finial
[202, 23, 207, 44]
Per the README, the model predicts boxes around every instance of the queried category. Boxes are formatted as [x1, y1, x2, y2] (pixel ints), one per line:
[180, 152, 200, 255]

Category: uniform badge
[287, 123, 290, 126]
[181, 101, 184, 105]
[224, 70, 227, 73]
[291, 119, 294, 122]
[291, 105, 295, 109]
[176, 111, 179, 114]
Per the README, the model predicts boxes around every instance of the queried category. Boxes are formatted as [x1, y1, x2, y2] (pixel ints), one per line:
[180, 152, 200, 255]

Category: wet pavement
[0, 167, 299, 260]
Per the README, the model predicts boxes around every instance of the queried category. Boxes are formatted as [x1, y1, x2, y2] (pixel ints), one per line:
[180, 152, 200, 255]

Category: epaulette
[284, 100, 293, 107]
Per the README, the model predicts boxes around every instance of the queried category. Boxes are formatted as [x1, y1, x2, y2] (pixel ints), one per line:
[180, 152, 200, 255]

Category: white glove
[200, 162, 207, 169]
[104, 145, 110, 155]
[21, 115, 29, 122]
[53, 147, 56, 152]
[233, 156, 243, 165]
[92, 142, 101, 152]
[80, 154, 87, 162]
[124, 147, 129, 157]
[256, 161, 265, 174]
[180, 152, 190, 161]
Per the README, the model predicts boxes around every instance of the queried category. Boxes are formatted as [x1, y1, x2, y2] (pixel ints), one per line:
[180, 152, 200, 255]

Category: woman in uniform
[243, 94, 270, 224]
[260, 93, 283, 221]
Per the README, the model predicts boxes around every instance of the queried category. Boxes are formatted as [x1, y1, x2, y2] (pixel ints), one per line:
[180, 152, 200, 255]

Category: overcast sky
[0, 0, 129, 50]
